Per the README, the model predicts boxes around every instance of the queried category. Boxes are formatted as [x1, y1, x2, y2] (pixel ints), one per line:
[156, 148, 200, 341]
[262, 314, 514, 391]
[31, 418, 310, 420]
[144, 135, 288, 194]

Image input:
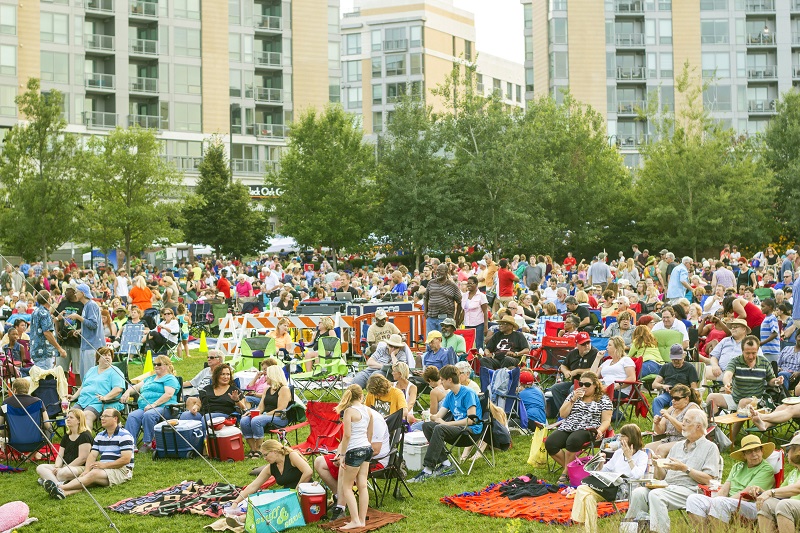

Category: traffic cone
[142, 350, 154, 375]
[199, 331, 208, 354]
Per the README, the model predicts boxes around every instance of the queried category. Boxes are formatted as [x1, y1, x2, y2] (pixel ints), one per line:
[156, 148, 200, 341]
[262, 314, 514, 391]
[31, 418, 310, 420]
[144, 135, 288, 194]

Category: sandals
[247, 451, 262, 459]
[557, 474, 569, 485]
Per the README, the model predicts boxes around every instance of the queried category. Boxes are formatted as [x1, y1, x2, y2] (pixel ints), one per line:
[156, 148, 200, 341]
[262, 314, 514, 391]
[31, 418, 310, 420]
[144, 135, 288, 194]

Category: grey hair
[682, 409, 708, 431]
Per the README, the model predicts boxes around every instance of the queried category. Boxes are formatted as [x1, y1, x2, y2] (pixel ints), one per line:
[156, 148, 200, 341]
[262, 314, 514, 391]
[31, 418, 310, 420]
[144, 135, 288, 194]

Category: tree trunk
[330, 247, 338, 272]
[415, 247, 421, 273]
[125, 234, 131, 277]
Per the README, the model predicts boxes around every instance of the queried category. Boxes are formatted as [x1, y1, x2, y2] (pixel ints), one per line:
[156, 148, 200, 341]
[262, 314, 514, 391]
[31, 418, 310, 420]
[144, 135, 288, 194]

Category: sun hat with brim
[727, 318, 751, 334]
[730, 435, 775, 462]
[497, 315, 518, 327]
[385, 334, 405, 348]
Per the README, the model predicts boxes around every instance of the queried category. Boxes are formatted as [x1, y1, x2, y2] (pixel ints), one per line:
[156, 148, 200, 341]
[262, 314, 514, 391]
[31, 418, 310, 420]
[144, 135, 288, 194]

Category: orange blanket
[441, 482, 628, 524]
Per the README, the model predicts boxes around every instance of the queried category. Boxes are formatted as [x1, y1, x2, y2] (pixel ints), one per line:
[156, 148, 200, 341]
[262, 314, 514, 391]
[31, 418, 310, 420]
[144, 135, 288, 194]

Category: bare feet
[339, 521, 365, 530]
[749, 406, 767, 431]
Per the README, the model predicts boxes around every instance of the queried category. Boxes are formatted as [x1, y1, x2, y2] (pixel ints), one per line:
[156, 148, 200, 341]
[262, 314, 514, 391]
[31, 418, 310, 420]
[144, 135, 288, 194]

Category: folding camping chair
[116, 322, 145, 362]
[443, 393, 498, 475]
[210, 303, 229, 334]
[611, 356, 651, 427]
[528, 335, 575, 389]
[1, 401, 55, 466]
[269, 402, 308, 445]
[235, 336, 277, 372]
[188, 303, 212, 338]
[292, 337, 348, 402]
[369, 409, 413, 506]
[291, 401, 342, 456]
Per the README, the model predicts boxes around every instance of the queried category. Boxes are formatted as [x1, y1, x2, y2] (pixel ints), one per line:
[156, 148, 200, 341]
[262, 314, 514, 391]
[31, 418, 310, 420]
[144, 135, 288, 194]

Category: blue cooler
[154, 420, 204, 459]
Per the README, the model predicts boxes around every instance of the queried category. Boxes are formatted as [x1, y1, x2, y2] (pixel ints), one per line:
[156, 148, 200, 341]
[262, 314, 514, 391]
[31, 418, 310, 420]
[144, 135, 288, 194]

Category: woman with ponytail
[231, 440, 312, 505]
[333, 384, 373, 530]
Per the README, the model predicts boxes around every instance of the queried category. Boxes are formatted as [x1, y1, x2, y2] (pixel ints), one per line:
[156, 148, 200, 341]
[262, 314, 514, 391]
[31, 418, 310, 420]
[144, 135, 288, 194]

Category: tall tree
[376, 96, 457, 270]
[271, 105, 376, 268]
[84, 127, 185, 272]
[0, 78, 83, 261]
[633, 64, 775, 258]
[763, 90, 800, 238]
[183, 140, 271, 256]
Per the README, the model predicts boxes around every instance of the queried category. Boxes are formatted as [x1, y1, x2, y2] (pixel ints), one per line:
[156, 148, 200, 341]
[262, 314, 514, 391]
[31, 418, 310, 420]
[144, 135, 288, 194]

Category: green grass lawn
[0, 351, 768, 532]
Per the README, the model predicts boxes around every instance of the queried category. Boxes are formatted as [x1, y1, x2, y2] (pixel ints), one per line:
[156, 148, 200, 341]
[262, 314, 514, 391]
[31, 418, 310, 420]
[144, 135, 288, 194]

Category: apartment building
[340, 0, 524, 135]
[0, 0, 339, 191]
[522, 0, 800, 168]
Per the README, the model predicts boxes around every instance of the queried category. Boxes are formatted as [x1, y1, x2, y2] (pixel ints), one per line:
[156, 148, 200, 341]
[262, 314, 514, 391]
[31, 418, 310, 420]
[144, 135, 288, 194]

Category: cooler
[297, 482, 327, 523]
[403, 432, 428, 471]
[208, 426, 245, 462]
[154, 420, 204, 459]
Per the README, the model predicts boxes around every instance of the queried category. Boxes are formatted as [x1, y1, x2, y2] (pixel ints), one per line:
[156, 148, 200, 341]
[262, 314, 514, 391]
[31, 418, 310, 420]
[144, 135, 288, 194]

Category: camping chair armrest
[697, 484, 712, 496]
[272, 421, 309, 434]
[614, 380, 642, 385]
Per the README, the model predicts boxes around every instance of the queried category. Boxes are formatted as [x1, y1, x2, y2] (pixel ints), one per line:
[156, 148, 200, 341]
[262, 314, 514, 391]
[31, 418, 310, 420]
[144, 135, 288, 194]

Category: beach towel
[109, 480, 239, 518]
[320, 509, 405, 532]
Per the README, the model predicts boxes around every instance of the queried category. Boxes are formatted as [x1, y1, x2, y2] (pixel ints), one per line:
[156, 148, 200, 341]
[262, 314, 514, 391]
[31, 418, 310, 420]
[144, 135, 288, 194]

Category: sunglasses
[579, 382, 593, 387]
[153, 363, 164, 367]
[208, 356, 220, 360]
[671, 396, 685, 401]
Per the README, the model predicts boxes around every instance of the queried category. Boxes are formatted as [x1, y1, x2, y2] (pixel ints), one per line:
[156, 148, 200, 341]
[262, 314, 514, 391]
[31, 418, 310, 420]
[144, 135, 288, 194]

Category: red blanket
[441, 482, 628, 524]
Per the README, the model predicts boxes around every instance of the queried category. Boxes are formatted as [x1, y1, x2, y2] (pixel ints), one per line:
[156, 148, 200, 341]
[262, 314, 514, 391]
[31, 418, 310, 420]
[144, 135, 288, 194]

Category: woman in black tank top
[241, 366, 292, 457]
[231, 441, 312, 507]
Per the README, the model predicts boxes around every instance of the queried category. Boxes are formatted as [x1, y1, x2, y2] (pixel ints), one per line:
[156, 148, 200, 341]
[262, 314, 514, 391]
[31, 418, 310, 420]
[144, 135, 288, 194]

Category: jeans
[652, 392, 673, 416]
[352, 367, 379, 389]
[465, 324, 485, 349]
[426, 317, 444, 335]
[33, 357, 54, 371]
[241, 413, 289, 439]
[125, 406, 171, 445]
[779, 371, 794, 392]
[640, 360, 662, 379]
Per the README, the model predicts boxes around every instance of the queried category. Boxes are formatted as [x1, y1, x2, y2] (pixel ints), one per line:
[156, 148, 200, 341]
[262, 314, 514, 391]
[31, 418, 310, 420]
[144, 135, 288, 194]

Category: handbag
[567, 454, 602, 486]
[710, 424, 732, 453]
[527, 426, 548, 468]
[244, 489, 306, 532]
[581, 473, 622, 501]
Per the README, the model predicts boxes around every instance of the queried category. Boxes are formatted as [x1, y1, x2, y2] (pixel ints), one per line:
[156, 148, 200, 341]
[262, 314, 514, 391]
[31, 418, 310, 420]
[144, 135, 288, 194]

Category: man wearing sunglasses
[184, 349, 224, 396]
[757, 433, 800, 532]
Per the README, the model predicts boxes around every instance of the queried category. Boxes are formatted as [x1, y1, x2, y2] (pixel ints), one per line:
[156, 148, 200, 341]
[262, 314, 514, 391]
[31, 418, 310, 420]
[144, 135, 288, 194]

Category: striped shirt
[726, 354, 775, 403]
[92, 426, 135, 469]
[760, 314, 781, 360]
[425, 279, 461, 318]
[778, 346, 800, 373]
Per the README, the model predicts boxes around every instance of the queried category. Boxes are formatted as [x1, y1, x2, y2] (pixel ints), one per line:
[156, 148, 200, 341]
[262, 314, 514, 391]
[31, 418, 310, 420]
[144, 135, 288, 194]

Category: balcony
[747, 32, 776, 46]
[615, 1, 644, 14]
[85, 34, 115, 53]
[86, 0, 114, 14]
[231, 159, 277, 176]
[254, 14, 282, 32]
[793, 32, 800, 46]
[161, 155, 203, 173]
[745, 0, 775, 12]
[616, 66, 646, 81]
[615, 33, 645, 48]
[383, 39, 408, 52]
[254, 123, 288, 139]
[129, 0, 158, 18]
[128, 114, 166, 129]
[85, 73, 116, 91]
[748, 99, 777, 114]
[254, 51, 282, 68]
[794, 65, 800, 79]
[130, 38, 158, 56]
[617, 100, 646, 115]
[254, 87, 283, 104]
[612, 133, 651, 149]
[83, 111, 117, 129]
[747, 66, 778, 80]
[129, 76, 158, 93]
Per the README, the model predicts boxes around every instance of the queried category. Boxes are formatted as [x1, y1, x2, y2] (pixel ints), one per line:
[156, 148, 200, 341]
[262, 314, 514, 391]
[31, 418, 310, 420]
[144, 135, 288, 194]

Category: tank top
[396, 381, 412, 401]
[268, 454, 303, 489]
[346, 404, 371, 451]
[262, 386, 281, 412]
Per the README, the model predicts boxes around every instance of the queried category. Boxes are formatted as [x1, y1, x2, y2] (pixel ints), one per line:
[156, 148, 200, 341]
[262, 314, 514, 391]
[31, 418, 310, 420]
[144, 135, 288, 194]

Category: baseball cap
[75, 283, 92, 299]
[519, 371, 534, 385]
[425, 330, 443, 343]
[783, 433, 800, 448]
[788, 249, 797, 255]
[669, 344, 685, 359]
[575, 331, 591, 345]
[375, 309, 388, 320]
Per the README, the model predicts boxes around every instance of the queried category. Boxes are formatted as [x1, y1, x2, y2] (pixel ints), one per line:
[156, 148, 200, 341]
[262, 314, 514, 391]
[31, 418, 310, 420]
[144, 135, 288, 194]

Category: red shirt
[217, 277, 231, 298]
[736, 301, 765, 330]
[563, 256, 577, 269]
[497, 268, 516, 297]
[588, 296, 599, 308]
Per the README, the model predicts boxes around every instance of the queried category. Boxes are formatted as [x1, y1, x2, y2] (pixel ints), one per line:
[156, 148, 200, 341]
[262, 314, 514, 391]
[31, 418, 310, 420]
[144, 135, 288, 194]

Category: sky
[339, 0, 524, 64]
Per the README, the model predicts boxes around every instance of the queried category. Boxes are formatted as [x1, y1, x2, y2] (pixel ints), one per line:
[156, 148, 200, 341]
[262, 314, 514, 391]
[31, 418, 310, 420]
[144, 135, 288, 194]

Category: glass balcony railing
[254, 15, 282, 31]
[85, 73, 116, 90]
[85, 33, 115, 51]
[745, 0, 775, 12]
[161, 155, 203, 173]
[129, 0, 158, 17]
[232, 159, 270, 175]
[254, 123, 288, 139]
[611, 133, 651, 148]
[130, 38, 158, 55]
[254, 87, 283, 103]
[747, 32, 776, 45]
[128, 114, 167, 129]
[616, 66, 647, 80]
[616, 100, 646, 114]
[86, 0, 114, 13]
[747, 66, 778, 79]
[383, 39, 408, 51]
[129, 76, 158, 93]
[254, 51, 282, 67]
[83, 111, 117, 128]
[615, 1, 644, 14]
[748, 99, 777, 113]
[615, 33, 645, 46]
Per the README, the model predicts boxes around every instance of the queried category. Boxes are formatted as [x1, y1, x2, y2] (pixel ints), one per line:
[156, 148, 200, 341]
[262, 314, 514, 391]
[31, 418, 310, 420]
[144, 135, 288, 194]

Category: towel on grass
[109, 480, 239, 518]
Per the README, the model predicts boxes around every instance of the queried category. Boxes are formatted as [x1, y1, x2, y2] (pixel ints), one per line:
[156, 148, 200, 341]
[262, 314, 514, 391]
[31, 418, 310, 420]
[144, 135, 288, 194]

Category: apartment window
[347, 86, 362, 109]
[525, 35, 533, 61]
[175, 64, 201, 94]
[410, 26, 422, 48]
[229, 0, 240, 25]
[346, 34, 361, 55]
[0, 85, 14, 116]
[0, 5, 15, 35]
[386, 27, 406, 44]
[385, 54, 406, 76]
[703, 85, 732, 111]
[345, 60, 362, 82]
[0, 45, 14, 76]
[329, 80, 341, 103]
[174, 0, 201, 20]
[550, 18, 568, 45]
[493, 78, 501, 95]
[410, 80, 422, 98]
[702, 52, 730, 78]
[526, 68, 533, 92]
[737, 52, 746, 77]
[372, 84, 382, 105]
[328, 6, 339, 34]
[551, 0, 568, 8]
[175, 102, 201, 131]
[41, 51, 68, 83]
[660, 52, 673, 77]
[230, 69, 241, 97]
[659, 19, 672, 44]
[645, 19, 656, 45]
[41, 13, 68, 44]
[175, 28, 201, 57]
[701, 20, 729, 44]
[524, 4, 532, 29]
[373, 111, 383, 133]
[372, 30, 382, 51]
[386, 82, 406, 102]
[465, 40, 472, 61]
[660, 85, 674, 111]
[516, 84, 522, 102]
[328, 41, 340, 70]
[229, 34, 241, 61]
[372, 57, 382, 77]
[243, 70, 253, 98]
[410, 53, 423, 75]
[647, 52, 657, 78]
[551, 51, 568, 79]
[506, 82, 513, 100]
[700, 0, 727, 9]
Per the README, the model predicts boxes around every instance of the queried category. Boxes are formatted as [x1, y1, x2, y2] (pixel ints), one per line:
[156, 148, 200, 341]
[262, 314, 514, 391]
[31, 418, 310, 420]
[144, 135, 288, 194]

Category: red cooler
[298, 482, 327, 523]
[208, 426, 245, 462]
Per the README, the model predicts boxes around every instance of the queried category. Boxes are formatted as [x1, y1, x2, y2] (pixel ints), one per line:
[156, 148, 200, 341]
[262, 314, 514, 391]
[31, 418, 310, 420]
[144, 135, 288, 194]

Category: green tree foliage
[376, 96, 456, 270]
[763, 90, 800, 238]
[183, 140, 270, 257]
[0, 79, 83, 261]
[633, 64, 775, 258]
[271, 105, 376, 267]
[84, 127, 185, 272]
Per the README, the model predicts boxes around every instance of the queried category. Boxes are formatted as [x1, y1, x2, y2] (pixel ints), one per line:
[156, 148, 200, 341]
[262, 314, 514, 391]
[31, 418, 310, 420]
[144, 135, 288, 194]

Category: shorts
[104, 466, 133, 486]
[324, 452, 383, 477]
[719, 394, 737, 411]
[344, 446, 373, 468]
[56, 345, 81, 375]
[78, 405, 101, 418]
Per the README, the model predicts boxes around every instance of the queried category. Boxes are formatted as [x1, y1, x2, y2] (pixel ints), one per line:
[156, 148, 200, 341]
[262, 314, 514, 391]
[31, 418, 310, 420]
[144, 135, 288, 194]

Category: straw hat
[727, 318, 751, 335]
[730, 434, 774, 462]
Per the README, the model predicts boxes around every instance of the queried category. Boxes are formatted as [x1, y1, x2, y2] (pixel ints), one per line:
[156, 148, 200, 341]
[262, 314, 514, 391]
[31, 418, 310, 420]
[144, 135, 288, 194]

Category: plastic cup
[250, 409, 260, 419]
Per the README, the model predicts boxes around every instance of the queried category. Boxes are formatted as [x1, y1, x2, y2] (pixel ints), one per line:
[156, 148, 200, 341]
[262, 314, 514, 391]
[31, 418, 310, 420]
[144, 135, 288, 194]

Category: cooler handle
[193, 429, 204, 439]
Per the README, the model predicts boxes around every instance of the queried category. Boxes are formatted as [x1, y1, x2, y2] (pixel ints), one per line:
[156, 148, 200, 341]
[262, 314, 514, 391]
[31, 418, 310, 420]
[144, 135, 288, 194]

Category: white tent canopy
[263, 236, 299, 253]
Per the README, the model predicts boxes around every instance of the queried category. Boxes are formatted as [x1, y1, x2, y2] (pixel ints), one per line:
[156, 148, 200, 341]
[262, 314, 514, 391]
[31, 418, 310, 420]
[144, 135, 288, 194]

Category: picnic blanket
[0, 464, 25, 473]
[109, 480, 239, 518]
[320, 509, 406, 532]
[441, 481, 628, 524]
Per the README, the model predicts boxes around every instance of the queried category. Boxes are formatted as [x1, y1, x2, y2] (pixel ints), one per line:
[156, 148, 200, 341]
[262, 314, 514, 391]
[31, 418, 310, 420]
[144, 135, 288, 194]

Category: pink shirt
[461, 291, 488, 327]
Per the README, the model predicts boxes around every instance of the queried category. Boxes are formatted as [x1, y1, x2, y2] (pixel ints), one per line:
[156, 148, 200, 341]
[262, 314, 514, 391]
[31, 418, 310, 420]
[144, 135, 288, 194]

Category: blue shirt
[761, 314, 781, 359]
[80, 300, 105, 352]
[422, 347, 456, 370]
[29, 305, 56, 364]
[519, 386, 547, 425]
[667, 263, 689, 299]
[137, 374, 180, 409]
[92, 425, 135, 469]
[77, 365, 126, 413]
[441, 385, 482, 434]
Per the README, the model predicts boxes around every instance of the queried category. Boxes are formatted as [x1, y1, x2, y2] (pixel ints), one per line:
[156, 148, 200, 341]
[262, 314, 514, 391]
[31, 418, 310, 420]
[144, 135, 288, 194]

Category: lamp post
[229, 103, 240, 182]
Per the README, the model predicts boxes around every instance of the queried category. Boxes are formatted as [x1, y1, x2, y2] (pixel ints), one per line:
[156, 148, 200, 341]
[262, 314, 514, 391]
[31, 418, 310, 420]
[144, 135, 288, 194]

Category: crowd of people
[3, 242, 800, 531]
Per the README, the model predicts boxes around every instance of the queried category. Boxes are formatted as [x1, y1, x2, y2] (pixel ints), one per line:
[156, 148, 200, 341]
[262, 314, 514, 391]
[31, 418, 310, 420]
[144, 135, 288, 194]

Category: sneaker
[329, 506, 345, 521]
[408, 470, 434, 483]
[436, 467, 456, 478]
[44, 480, 65, 500]
[37, 477, 44, 486]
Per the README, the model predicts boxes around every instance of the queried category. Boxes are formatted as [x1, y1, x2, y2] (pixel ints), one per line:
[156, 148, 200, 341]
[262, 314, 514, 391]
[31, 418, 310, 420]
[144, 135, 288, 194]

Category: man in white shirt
[542, 278, 559, 303]
[262, 267, 281, 295]
[651, 307, 689, 349]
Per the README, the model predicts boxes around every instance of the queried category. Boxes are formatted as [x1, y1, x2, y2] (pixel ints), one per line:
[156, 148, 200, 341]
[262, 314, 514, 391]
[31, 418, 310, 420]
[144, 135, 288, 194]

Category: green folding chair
[292, 336, 348, 402]
[236, 336, 277, 372]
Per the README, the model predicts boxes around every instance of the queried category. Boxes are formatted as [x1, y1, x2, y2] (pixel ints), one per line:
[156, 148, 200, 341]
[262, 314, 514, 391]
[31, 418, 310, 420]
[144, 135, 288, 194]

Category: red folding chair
[528, 336, 575, 389]
[291, 401, 342, 456]
[544, 320, 565, 338]
[610, 356, 651, 427]
[455, 328, 476, 352]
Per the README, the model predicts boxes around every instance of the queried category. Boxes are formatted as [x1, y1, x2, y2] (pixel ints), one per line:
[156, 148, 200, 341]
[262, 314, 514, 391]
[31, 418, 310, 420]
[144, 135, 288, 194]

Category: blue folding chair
[2, 401, 51, 466]
[116, 322, 145, 362]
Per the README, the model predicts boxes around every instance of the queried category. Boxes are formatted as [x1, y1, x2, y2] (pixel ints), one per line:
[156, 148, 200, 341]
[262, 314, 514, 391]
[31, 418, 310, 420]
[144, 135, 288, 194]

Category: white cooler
[403, 431, 428, 471]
